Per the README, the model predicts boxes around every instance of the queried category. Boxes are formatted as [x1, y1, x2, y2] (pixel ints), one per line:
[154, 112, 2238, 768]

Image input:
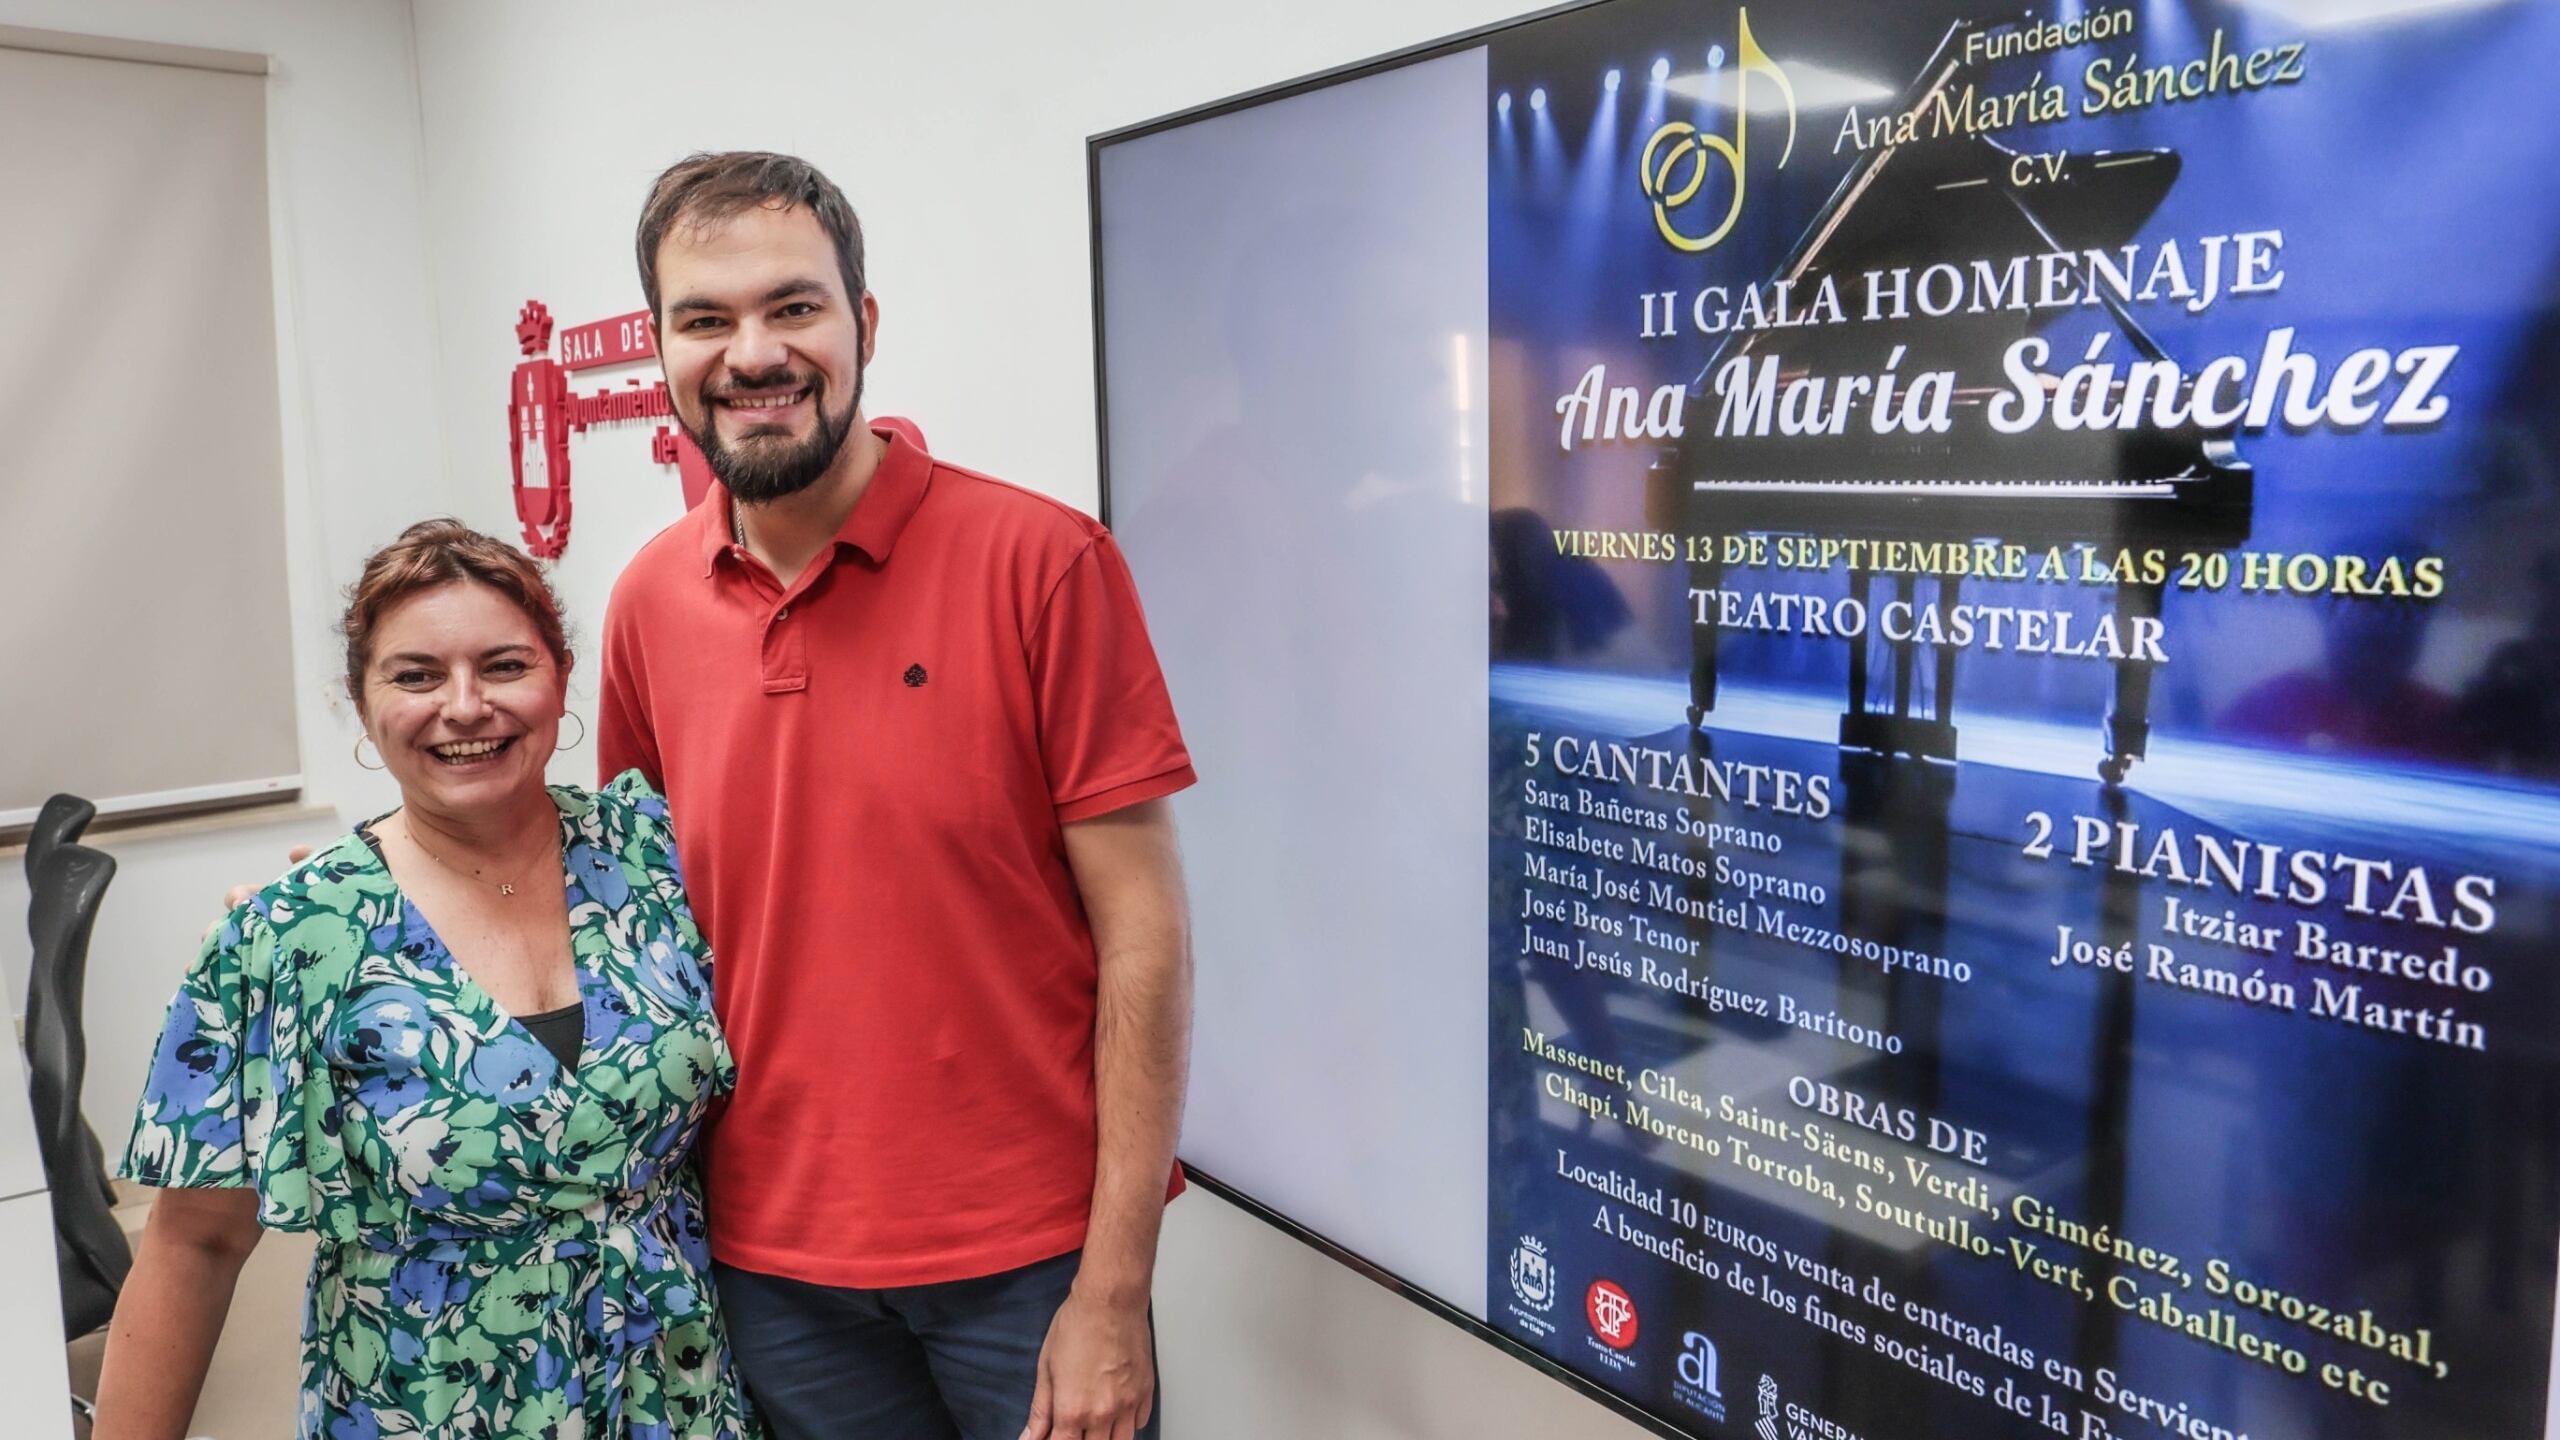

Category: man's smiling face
[652, 200, 877, 503]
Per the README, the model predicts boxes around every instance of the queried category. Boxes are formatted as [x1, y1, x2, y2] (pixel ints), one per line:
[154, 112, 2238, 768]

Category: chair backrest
[22, 793, 96, 888]
[23, 841, 131, 1339]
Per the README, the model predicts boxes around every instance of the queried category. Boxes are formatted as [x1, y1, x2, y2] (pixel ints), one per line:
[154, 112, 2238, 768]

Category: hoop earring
[557, 711, 587, 752]
[354, 733, 386, 771]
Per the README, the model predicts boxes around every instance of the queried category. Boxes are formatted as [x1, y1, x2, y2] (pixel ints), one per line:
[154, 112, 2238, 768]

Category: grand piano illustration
[1658, 22, 2252, 784]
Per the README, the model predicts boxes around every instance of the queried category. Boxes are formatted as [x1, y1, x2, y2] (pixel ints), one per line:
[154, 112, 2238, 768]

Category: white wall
[401, 4, 1656, 1435]
[402, 0, 1558, 743]
[405, 3, 1657, 1435]
[5, 0, 1662, 1432]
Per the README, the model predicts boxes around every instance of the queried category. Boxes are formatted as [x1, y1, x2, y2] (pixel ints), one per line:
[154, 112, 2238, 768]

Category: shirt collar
[694, 421, 933, 576]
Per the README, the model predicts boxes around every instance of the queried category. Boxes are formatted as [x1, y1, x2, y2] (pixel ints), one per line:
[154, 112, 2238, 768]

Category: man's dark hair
[636, 151, 866, 324]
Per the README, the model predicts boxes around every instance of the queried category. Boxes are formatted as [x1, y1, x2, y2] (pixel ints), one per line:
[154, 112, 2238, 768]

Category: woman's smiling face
[360, 579, 565, 815]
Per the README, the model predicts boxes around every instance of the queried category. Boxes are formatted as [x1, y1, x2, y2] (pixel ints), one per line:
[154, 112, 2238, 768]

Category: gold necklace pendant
[402, 817, 532, 898]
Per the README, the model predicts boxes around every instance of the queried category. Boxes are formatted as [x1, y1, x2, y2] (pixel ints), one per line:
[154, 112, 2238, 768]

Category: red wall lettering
[557, 309, 657, 372]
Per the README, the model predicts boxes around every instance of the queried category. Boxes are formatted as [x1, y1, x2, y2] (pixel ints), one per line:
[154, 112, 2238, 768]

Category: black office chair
[23, 795, 120, 1206]
[24, 840, 132, 1382]
[23, 793, 98, 886]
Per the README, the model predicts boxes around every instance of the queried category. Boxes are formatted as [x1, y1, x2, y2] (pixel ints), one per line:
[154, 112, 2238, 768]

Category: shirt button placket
[763, 597, 807, 692]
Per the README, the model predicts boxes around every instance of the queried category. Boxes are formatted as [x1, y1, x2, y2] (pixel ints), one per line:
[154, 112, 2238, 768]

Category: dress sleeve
[121, 909, 260, 1190]
[599, 769, 733, 1097]
[601, 768, 692, 912]
[119, 895, 347, 1235]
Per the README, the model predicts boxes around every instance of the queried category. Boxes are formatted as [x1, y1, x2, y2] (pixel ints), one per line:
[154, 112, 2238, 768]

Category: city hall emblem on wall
[505, 299, 714, 559]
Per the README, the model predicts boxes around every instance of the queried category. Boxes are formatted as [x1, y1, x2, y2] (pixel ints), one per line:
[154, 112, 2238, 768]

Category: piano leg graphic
[2099, 577, 2164, 786]
[1683, 559, 2171, 785]
[1839, 569, 1958, 761]
[1846, 568, 1873, 721]
[1686, 549, 1723, 728]
[1687, 563, 1962, 761]
[1933, 571, 1961, 734]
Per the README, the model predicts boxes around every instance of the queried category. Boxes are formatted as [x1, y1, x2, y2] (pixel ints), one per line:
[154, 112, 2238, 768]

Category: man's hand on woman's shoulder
[209, 844, 315, 938]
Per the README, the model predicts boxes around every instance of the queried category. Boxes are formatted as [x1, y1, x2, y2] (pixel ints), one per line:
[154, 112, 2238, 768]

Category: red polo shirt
[598, 423, 1193, 1287]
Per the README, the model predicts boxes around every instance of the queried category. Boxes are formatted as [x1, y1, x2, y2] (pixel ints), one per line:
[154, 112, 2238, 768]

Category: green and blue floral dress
[122, 771, 759, 1440]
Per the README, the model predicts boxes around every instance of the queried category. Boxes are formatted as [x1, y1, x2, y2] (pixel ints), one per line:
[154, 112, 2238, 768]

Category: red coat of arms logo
[504, 299, 719, 560]
[507, 301, 574, 558]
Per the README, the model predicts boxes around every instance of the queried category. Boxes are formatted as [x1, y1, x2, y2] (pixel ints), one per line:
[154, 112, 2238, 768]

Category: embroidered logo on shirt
[903, 663, 928, 688]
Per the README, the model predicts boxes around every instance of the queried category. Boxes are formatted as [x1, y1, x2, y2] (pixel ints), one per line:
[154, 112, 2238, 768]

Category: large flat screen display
[1094, 3, 2560, 1436]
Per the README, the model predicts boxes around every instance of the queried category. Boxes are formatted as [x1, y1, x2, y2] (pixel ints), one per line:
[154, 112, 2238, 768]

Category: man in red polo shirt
[599, 152, 1194, 1440]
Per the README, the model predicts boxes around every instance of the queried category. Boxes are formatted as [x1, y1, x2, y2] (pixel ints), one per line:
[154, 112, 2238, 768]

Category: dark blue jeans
[715, 1249, 1162, 1440]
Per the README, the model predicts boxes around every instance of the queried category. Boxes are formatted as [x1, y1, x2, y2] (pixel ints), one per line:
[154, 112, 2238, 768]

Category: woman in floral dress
[96, 521, 758, 1440]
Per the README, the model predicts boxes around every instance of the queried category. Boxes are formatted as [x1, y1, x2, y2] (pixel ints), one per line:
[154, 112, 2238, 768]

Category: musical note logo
[1638, 9, 1797, 253]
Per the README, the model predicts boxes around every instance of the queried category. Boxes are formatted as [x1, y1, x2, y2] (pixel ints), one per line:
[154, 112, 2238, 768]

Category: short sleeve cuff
[1055, 763, 1197, 824]
[118, 1158, 251, 1191]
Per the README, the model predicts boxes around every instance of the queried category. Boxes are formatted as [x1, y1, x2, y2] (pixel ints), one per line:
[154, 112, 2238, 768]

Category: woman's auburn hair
[340, 518, 573, 709]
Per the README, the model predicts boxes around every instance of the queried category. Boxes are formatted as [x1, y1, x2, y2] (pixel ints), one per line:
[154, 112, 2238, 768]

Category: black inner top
[357, 818, 584, 1073]
[517, 1002, 586, 1072]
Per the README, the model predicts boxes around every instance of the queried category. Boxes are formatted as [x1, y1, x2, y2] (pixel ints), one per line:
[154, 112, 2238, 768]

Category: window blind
[0, 36, 298, 829]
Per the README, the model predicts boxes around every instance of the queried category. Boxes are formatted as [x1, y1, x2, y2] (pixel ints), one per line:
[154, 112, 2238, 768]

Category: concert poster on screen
[1482, 2, 2560, 1438]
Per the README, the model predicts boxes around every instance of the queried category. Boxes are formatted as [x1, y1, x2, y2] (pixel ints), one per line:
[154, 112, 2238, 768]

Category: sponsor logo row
[1506, 1234, 1725, 1423]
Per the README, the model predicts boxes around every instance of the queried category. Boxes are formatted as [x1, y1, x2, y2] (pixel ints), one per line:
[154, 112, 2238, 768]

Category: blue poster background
[1484, 3, 2560, 1438]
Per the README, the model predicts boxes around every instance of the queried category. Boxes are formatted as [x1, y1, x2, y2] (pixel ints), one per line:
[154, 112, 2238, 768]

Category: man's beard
[686, 365, 863, 504]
